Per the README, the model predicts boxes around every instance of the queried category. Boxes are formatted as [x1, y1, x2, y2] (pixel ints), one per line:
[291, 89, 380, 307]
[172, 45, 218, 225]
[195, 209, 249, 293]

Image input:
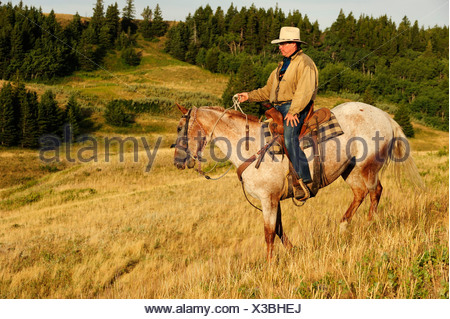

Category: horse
[173, 102, 423, 261]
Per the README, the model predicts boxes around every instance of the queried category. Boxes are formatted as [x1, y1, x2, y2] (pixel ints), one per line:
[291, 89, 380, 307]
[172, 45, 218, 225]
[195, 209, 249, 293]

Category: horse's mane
[202, 106, 259, 122]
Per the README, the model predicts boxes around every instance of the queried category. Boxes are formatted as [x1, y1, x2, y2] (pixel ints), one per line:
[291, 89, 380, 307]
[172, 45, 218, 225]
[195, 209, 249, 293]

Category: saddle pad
[261, 122, 283, 154]
[300, 111, 344, 149]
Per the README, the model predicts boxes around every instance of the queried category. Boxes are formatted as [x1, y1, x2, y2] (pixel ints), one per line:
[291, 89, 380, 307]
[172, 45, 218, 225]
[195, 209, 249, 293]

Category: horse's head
[173, 104, 207, 170]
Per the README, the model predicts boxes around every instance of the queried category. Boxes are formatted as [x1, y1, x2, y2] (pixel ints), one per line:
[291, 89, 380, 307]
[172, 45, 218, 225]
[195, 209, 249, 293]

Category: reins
[194, 161, 234, 180]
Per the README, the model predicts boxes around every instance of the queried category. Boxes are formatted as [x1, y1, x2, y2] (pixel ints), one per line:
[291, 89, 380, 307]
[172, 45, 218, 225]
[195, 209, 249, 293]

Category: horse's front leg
[261, 196, 280, 262]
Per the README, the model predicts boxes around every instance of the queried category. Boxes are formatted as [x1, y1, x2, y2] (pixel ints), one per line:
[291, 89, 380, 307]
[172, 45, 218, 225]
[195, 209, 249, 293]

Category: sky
[7, 0, 449, 29]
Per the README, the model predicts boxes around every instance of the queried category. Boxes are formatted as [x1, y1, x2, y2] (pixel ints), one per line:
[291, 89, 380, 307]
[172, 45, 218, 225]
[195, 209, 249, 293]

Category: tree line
[165, 5, 449, 130]
[0, 0, 168, 79]
[0, 82, 87, 147]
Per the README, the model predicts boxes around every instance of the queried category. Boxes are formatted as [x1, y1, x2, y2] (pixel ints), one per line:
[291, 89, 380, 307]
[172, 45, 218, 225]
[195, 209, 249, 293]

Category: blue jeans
[275, 102, 312, 183]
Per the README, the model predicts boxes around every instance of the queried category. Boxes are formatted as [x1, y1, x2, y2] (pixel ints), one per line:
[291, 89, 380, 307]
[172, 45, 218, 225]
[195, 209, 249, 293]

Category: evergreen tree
[222, 56, 260, 115]
[222, 74, 238, 107]
[0, 82, 20, 146]
[56, 14, 83, 73]
[195, 48, 207, 67]
[362, 86, 375, 105]
[104, 3, 120, 46]
[236, 57, 258, 93]
[213, 7, 225, 38]
[245, 5, 259, 54]
[165, 23, 188, 60]
[151, 4, 168, 37]
[141, 6, 153, 21]
[122, 0, 136, 20]
[397, 16, 412, 54]
[78, 28, 99, 71]
[122, 0, 137, 34]
[99, 24, 112, 49]
[16, 83, 39, 148]
[8, 24, 25, 75]
[205, 47, 220, 72]
[423, 40, 434, 57]
[65, 13, 84, 50]
[65, 95, 82, 140]
[90, 0, 105, 43]
[43, 10, 62, 37]
[0, 25, 12, 78]
[394, 103, 415, 137]
[38, 90, 63, 137]
[139, 6, 153, 39]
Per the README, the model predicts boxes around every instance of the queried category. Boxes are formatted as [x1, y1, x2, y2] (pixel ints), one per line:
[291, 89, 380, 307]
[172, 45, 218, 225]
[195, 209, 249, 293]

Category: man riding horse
[237, 26, 319, 200]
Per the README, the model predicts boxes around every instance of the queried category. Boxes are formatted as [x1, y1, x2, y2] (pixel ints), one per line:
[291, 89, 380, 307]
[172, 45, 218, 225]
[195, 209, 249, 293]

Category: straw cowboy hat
[271, 26, 307, 45]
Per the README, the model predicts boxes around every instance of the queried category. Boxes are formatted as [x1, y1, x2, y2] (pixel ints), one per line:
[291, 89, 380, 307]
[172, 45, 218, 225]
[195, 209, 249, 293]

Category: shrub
[104, 100, 134, 126]
[121, 48, 142, 66]
[394, 103, 415, 138]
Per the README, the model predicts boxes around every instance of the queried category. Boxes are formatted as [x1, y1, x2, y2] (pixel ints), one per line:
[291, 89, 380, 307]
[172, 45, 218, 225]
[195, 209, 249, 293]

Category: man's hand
[285, 113, 299, 127]
[237, 92, 249, 103]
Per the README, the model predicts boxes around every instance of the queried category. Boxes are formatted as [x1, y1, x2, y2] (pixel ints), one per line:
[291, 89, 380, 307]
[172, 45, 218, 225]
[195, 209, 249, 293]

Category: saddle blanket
[261, 111, 344, 151]
[300, 111, 344, 149]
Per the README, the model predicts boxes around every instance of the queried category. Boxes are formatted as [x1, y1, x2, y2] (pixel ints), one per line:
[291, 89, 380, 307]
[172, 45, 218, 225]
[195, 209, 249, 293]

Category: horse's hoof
[339, 221, 349, 234]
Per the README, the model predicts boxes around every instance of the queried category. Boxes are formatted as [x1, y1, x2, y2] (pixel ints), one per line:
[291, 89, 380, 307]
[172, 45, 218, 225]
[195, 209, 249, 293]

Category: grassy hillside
[0, 37, 228, 111]
[0, 36, 448, 299]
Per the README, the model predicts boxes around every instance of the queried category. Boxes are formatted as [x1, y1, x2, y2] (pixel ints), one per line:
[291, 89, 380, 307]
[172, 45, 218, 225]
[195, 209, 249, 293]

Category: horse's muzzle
[174, 157, 195, 170]
[174, 147, 196, 169]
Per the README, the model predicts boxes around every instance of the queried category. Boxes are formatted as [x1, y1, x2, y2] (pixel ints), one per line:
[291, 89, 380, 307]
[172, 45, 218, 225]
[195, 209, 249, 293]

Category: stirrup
[293, 178, 310, 201]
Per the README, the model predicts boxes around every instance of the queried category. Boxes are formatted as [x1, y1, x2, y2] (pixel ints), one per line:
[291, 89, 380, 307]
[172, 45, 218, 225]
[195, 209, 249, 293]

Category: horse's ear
[176, 103, 188, 115]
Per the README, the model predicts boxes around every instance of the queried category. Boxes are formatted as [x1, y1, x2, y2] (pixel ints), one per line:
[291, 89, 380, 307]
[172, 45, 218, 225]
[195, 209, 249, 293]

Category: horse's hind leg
[340, 170, 368, 232]
[360, 158, 384, 221]
[275, 203, 293, 251]
[367, 180, 382, 221]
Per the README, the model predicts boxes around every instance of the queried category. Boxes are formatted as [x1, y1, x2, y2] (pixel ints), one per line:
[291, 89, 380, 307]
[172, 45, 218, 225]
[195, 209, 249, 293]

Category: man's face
[279, 42, 298, 57]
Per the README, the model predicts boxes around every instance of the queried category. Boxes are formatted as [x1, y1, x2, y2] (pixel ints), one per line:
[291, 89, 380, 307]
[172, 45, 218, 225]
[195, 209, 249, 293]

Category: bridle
[174, 107, 207, 168]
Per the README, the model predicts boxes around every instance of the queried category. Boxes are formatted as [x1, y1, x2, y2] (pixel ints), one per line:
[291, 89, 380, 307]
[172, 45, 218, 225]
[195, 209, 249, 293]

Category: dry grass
[410, 123, 449, 152]
[314, 95, 353, 109]
[44, 13, 90, 28]
[0, 134, 448, 298]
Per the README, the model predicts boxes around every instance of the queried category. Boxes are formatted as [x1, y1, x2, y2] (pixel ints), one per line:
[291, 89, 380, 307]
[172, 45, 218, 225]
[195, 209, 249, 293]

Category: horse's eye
[177, 126, 182, 133]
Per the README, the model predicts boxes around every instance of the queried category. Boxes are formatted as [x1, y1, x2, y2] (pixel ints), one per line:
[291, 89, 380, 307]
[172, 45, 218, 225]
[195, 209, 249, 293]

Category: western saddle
[264, 102, 331, 201]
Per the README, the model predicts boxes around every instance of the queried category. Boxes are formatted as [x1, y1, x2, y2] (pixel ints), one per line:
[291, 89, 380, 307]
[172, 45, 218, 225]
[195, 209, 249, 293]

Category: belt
[273, 100, 314, 108]
[272, 100, 292, 106]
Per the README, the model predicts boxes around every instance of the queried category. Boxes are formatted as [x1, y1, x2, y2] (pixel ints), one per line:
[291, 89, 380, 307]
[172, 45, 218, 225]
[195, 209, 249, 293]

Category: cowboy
[237, 26, 319, 199]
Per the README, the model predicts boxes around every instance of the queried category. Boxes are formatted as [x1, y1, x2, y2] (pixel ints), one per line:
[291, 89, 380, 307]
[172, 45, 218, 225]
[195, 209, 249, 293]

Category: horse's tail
[382, 116, 425, 189]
